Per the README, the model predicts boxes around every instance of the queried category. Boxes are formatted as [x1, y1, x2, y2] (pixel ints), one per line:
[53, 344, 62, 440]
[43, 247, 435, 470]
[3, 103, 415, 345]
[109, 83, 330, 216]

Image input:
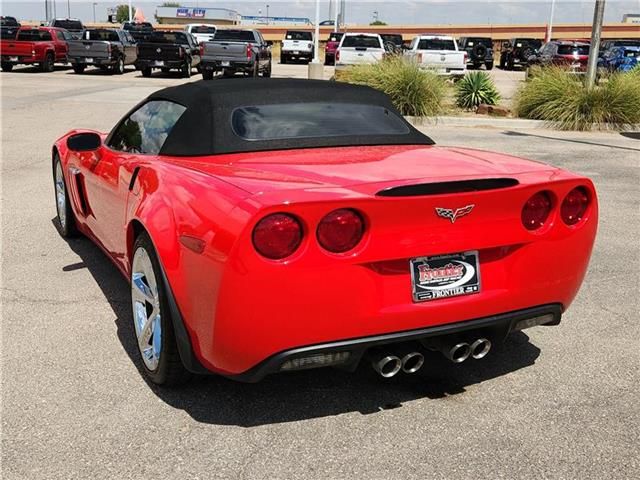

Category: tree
[115, 5, 131, 23]
[370, 20, 388, 26]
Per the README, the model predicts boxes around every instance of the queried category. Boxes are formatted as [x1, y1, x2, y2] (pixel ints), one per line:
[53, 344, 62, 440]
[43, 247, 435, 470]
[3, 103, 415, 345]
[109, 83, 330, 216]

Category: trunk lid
[167, 145, 558, 195]
[67, 40, 111, 59]
[137, 43, 182, 61]
[1, 40, 35, 56]
[203, 41, 249, 61]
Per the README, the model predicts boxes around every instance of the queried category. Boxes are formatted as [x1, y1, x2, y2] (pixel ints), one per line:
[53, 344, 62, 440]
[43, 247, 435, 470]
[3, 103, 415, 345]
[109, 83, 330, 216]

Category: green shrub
[455, 71, 501, 109]
[340, 57, 447, 117]
[515, 66, 640, 130]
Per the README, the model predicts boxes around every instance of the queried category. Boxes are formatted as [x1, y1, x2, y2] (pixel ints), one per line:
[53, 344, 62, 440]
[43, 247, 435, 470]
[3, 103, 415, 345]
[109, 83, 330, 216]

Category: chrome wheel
[131, 247, 162, 371]
[55, 161, 67, 228]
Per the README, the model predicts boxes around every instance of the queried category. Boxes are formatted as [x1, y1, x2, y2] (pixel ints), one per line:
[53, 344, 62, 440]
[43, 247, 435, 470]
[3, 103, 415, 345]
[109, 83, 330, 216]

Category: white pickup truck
[281, 30, 314, 64]
[406, 35, 467, 77]
[335, 33, 385, 71]
[184, 24, 217, 44]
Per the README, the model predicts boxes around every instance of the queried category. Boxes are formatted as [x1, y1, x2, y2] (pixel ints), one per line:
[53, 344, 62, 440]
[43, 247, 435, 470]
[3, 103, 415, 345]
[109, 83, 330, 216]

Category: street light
[546, 0, 556, 41]
[586, 0, 606, 88]
[93, 2, 97, 23]
[266, 4, 269, 25]
[67, 0, 70, 17]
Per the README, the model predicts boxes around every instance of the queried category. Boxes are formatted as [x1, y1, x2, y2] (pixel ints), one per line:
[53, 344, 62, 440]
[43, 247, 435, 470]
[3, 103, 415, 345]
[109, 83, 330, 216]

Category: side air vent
[376, 178, 519, 197]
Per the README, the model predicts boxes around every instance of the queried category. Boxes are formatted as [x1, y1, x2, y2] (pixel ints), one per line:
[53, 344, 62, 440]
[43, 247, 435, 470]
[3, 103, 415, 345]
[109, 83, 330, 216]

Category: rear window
[17, 30, 52, 41]
[624, 49, 640, 58]
[84, 30, 119, 41]
[465, 38, 492, 48]
[149, 32, 188, 44]
[557, 45, 590, 55]
[380, 34, 403, 46]
[231, 103, 409, 141]
[418, 39, 456, 50]
[53, 20, 83, 30]
[124, 22, 153, 31]
[328, 32, 343, 42]
[515, 39, 542, 49]
[191, 26, 216, 34]
[342, 35, 382, 49]
[214, 30, 255, 42]
[286, 31, 312, 41]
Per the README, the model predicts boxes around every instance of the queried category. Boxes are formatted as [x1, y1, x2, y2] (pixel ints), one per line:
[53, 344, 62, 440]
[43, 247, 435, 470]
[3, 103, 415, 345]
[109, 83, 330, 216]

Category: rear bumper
[282, 50, 313, 57]
[70, 56, 114, 66]
[201, 60, 254, 71]
[229, 304, 563, 382]
[135, 59, 184, 70]
[1, 55, 41, 64]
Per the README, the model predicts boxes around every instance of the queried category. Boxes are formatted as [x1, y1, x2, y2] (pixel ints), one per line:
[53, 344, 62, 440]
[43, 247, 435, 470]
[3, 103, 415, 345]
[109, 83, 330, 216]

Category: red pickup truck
[0, 26, 70, 72]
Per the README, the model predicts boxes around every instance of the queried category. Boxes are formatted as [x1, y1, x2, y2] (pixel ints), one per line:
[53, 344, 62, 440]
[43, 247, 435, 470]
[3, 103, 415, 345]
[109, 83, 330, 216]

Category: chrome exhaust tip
[372, 355, 402, 378]
[401, 352, 425, 374]
[470, 338, 492, 360]
[449, 343, 471, 363]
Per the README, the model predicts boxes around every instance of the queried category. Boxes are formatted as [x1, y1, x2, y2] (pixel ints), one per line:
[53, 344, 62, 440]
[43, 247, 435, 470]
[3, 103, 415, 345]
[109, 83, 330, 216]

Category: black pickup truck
[135, 30, 201, 78]
[67, 29, 137, 74]
[122, 22, 154, 42]
[1, 16, 20, 40]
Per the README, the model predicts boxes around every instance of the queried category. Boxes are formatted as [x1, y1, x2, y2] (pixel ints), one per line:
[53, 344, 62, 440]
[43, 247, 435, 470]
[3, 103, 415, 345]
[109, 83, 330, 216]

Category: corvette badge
[435, 204, 475, 223]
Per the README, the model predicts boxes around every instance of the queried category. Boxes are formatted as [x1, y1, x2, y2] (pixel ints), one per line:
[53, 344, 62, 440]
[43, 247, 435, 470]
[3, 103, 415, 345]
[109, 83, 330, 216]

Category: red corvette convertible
[52, 79, 597, 385]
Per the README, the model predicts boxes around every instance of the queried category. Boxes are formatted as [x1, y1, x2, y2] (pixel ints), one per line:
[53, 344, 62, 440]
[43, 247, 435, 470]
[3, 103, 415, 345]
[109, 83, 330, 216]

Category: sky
[2, 0, 639, 25]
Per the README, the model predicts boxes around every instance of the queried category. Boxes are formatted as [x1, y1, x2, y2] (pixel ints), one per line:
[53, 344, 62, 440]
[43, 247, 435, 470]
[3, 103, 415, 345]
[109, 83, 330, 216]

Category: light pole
[67, 0, 70, 17]
[334, 0, 339, 31]
[373, 11, 379, 23]
[128, 0, 132, 22]
[266, 4, 269, 25]
[307, 0, 322, 79]
[586, 0, 606, 88]
[546, 0, 556, 42]
[93, 2, 97, 23]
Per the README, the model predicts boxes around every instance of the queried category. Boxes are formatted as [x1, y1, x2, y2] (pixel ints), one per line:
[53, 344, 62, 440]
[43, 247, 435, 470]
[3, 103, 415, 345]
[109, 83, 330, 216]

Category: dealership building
[155, 6, 241, 25]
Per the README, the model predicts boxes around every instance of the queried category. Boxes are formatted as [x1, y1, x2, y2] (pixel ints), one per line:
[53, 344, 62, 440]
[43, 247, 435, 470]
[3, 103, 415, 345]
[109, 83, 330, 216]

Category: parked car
[405, 35, 466, 77]
[0, 26, 70, 72]
[135, 30, 201, 78]
[499, 38, 542, 70]
[600, 39, 640, 51]
[281, 30, 314, 64]
[598, 46, 640, 72]
[335, 33, 385, 71]
[324, 31, 343, 65]
[380, 33, 404, 54]
[1, 16, 20, 40]
[67, 29, 137, 74]
[184, 23, 217, 44]
[48, 18, 84, 39]
[200, 29, 271, 79]
[52, 79, 597, 386]
[458, 36, 494, 70]
[527, 40, 590, 72]
[122, 22, 154, 43]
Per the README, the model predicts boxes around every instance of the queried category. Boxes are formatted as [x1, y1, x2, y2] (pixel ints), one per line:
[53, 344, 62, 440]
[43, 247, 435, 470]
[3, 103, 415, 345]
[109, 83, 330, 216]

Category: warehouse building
[155, 6, 241, 25]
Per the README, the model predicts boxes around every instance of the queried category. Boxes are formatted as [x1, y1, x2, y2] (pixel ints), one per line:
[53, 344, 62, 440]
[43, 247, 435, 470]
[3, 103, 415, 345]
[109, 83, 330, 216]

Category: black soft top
[146, 79, 434, 156]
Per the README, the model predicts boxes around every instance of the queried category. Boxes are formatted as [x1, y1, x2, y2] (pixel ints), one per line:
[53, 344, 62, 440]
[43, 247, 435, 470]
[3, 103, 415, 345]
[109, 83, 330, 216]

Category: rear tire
[131, 233, 191, 386]
[202, 69, 214, 80]
[181, 58, 192, 78]
[262, 61, 272, 77]
[485, 61, 494, 70]
[114, 56, 125, 75]
[72, 64, 86, 74]
[52, 153, 78, 238]
[281, 54, 287, 64]
[1, 62, 14, 72]
[40, 53, 54, 72]
[141, 67, 152, 77]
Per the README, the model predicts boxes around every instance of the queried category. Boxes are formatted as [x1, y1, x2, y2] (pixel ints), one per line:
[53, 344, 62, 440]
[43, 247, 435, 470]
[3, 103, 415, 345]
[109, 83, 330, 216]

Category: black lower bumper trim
[226, 304, 562, 383]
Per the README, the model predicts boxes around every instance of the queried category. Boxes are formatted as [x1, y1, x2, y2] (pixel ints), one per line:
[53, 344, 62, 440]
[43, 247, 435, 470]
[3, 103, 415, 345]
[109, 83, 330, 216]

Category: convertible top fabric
[144, 79, 435, 156]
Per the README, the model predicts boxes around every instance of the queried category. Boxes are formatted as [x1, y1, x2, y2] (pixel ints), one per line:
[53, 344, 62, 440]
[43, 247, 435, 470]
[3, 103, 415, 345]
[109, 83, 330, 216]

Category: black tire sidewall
[52, 154, 77, 237]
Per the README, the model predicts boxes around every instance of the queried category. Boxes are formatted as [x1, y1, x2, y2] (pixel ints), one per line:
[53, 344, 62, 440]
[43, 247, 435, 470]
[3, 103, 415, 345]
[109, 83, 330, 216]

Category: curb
[406, 116, 546, 130]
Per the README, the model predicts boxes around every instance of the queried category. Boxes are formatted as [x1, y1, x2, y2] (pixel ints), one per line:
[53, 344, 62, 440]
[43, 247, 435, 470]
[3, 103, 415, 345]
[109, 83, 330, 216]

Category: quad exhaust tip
[470, 338, 492, 360]
[401, 352, 425, 374]
[449, 343, 472, 363]
[372, 355, 402, 378]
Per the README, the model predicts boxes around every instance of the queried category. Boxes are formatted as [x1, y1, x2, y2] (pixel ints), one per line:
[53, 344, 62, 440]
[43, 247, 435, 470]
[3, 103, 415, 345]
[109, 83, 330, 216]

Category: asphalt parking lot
[2, 62, 639, 479]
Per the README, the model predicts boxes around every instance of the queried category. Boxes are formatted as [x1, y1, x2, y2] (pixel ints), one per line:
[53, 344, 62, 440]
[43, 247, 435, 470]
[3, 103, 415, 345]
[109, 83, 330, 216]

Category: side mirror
[67, 132, 101, 152]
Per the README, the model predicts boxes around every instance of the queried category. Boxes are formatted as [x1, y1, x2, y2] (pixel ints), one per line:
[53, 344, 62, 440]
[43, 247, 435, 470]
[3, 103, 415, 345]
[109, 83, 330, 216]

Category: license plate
[9, 56, 18, 61]
[153, 60, 164, 66]
[221, 61, 230, 67]
[410, 251, 480, 302]
[85, 57, 93, 63]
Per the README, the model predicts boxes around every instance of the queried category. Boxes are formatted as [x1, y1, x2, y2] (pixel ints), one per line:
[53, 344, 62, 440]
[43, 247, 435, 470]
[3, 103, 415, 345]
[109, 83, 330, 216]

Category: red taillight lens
[561, 187, 589, 225]
[336, 49, 340, 62]
[252, 213, 303, 260]
[522, 191, 552, 231]
[317, 209, 365, 253]
[246, 43, 252, 60]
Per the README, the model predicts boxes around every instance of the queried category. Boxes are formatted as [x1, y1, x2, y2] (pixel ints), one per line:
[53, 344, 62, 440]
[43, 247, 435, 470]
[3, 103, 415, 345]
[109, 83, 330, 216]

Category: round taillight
[561, 187, 589, 226]
[252, 213, 303, 260]
[317, 209, 365, 253]
[521, 191, 552, 231]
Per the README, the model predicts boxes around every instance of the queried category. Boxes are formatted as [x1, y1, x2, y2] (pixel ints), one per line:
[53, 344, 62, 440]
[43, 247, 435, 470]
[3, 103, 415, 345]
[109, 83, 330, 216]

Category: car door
[81, 100, 187, 263]
[121, 31, 137, 63]
[54, 30, 70, 61]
